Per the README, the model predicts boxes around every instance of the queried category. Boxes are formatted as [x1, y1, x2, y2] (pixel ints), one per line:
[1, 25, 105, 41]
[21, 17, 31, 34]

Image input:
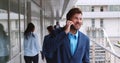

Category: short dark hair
[66, 8, 82, 20]
[47, 25, 54, 33]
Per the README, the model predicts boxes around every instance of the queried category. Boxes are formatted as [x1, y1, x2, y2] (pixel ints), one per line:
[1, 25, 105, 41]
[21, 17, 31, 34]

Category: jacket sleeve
[83, 37, 90, 63]
[42, 36, 47, 59]
[44, 29, 67, 53]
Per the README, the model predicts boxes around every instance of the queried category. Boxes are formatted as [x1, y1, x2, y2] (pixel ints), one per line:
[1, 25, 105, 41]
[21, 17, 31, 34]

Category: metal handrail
[91, 39, 120, 59]
[102, 28, 115, 53]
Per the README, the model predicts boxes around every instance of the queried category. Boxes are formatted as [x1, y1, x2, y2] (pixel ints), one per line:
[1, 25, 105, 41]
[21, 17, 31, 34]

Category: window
[91, 19, 96, 38]
[100, 30, 104, 38]
[100, 6, 103, 12]
[109, 5, 120, 11]
[77, 5, 91, 12]
[15, 20, 19, 29]
[92, 30, 96, 38]
[91, 6, 94, 12]
[91, 19, 95, 27]
[100, 19, 103, 27]
[0, 1, 10, 63]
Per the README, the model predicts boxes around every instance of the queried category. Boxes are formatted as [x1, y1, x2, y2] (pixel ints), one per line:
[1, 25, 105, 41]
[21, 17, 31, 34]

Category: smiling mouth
[76, 23, 81, 26]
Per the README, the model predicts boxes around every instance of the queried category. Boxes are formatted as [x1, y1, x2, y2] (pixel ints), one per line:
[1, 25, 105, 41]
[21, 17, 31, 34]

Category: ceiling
[41, 0, 78, 21]
[0, 0, 78, 21]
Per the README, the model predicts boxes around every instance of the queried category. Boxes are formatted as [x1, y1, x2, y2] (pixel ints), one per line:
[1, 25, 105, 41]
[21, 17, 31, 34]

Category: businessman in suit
[43, 8, 90, 63]
[42, 25, 54, 63]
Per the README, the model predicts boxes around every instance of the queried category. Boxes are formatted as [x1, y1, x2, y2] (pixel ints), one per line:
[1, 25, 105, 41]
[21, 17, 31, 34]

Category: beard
[70, 25, 77, 30]
[71, 22, 81, 30]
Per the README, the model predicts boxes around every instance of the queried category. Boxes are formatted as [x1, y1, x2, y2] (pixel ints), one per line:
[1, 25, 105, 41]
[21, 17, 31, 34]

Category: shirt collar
[68, 30, 79, 38]
[75, 31, 79, 38]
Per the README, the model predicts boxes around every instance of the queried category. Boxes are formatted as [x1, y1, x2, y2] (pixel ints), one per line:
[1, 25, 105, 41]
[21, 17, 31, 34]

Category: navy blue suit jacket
[43, 28, 90, 63]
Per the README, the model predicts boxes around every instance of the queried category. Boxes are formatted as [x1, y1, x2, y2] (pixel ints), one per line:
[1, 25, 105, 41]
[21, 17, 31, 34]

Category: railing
[102, 28, 115, 53]
[90, 28, 120, 63]
[90, 39, 120, 63]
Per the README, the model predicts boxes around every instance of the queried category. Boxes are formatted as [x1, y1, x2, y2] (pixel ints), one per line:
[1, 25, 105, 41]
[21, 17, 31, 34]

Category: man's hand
[65, 20, 73, 34]
[40, 51, 44, 60]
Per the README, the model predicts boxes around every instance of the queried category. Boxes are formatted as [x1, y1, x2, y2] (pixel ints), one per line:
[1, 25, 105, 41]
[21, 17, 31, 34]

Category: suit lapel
[64, 36, 72, 58]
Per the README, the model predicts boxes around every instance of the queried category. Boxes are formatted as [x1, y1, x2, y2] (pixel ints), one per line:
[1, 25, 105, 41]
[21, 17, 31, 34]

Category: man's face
[70, 13, 82, 30]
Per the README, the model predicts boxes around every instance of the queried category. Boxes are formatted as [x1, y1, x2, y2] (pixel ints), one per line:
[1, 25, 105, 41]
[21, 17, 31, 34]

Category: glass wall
[20, 0, 26, 63]
[9, 0, 20, 63]
[0, 0, 26, 63]
[0, 0, 44, 63]
[20, 0, 26, 47]
[0, 0, 10, 63]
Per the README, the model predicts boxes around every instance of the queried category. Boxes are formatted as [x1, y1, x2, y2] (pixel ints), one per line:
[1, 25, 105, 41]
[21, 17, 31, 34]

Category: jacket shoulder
[78, 31, 90, 41]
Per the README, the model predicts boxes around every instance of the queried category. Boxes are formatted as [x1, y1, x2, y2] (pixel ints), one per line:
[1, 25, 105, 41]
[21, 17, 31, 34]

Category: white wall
[83, 12, 120, 18]
[104, 18, 120, 37]
[75, 0, 120, 5]
[81, 18, 120, 37]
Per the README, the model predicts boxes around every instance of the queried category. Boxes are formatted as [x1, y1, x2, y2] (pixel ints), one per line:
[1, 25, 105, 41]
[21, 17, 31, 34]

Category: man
[44, 8, 90, 63]
[54, 21, 60, 29]
[42, 26, 54, 63]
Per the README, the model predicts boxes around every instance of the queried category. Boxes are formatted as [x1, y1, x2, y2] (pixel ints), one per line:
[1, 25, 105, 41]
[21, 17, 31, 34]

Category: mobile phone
[68, 20, 74, 29]
[70, 24, 74, 29]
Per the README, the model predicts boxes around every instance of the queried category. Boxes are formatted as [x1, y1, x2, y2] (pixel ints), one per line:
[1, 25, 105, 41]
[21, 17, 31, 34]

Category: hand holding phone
[64, 20, 73, 34]
[70, 24, 74, 29]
